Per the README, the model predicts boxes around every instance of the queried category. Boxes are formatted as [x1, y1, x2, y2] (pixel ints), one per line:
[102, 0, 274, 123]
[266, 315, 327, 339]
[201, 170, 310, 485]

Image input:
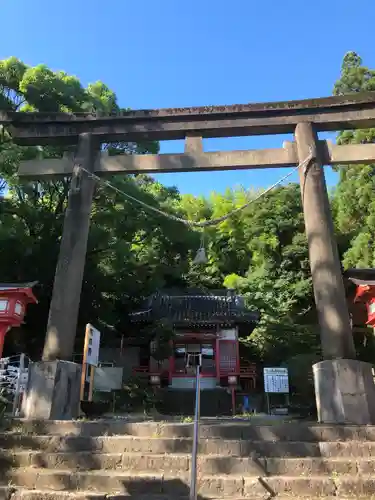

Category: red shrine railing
[133, 360, 257, 389]
[238, 361, 257, 390]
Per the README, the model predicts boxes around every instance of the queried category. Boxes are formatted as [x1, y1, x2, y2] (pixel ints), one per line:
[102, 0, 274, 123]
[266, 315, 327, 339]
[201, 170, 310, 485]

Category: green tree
[0, 57, 194, 357]
[221, 185, 319, 364]
[176, 181, 319, 365]
[332, 52, 375, 268]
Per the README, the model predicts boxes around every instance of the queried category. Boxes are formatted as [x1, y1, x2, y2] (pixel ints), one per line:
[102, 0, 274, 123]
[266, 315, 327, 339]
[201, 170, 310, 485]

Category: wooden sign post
[80, 324, 101, 403]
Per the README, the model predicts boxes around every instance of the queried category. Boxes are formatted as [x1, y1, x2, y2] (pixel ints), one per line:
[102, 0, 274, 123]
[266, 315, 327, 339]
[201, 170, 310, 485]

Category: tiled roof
[345, 269, 375, 280]
[0, 282, 38, 291]
[130, 291, 260, 325]
[345, 269, 375, 285]
[349, 278, 375, 287]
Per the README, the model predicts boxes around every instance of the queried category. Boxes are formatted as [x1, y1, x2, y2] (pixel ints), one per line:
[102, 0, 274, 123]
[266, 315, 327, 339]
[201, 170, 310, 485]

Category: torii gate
[3, 92, 375, 422]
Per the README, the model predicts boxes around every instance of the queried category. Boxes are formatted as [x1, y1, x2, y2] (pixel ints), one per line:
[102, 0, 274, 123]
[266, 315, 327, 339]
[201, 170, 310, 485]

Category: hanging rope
[79, 152, 314, 229]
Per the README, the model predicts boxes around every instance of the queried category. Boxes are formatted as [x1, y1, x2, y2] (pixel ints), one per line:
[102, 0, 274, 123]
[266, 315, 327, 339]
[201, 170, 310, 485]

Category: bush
[114, 375, 161, 413]
[140, 320, 175, 361]
[80, 400, 110, 419]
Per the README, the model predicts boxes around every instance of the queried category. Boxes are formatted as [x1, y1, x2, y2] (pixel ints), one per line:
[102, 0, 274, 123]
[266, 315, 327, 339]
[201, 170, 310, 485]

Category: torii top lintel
[2, 92, 375, 146]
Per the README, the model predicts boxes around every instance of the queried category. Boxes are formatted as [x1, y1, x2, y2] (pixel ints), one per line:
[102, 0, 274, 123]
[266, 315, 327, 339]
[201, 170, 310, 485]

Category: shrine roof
[0, 282, 38, 291]
[130, 290, 260, 326]
[349, 278, 375, 287]
[345, 268, 375, 284]
[345, 268, 375, 276]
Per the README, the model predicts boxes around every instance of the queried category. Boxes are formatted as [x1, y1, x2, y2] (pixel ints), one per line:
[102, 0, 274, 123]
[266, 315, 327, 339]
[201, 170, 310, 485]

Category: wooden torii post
[3, 92, 375, 422]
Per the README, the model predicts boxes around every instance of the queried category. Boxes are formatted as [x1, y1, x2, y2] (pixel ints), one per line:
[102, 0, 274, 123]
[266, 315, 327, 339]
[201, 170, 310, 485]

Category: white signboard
[85, 324, 101, 367]
[94, 367, 123, 392]
[264, 367, 289, 393]
[218, 329, 237, 340]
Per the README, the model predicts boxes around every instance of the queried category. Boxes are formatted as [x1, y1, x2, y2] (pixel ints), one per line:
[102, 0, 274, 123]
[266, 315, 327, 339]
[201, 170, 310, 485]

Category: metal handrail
[189, 363, 201, 500]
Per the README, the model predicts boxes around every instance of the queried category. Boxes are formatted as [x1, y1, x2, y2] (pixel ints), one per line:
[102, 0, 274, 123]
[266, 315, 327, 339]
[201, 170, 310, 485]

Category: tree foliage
[332, 52, 375, 268]
[0, 58, 196, 356]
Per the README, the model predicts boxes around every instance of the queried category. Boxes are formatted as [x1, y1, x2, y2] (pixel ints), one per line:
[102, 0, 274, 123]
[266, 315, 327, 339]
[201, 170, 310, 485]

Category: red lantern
[0, 282, 37, 359]
[366, 298, 375, 327]
[353, 283, 375, 327]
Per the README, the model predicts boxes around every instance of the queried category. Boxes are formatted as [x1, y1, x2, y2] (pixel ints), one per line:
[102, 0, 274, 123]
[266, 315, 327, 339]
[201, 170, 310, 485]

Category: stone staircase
[1, 419, 375, 498]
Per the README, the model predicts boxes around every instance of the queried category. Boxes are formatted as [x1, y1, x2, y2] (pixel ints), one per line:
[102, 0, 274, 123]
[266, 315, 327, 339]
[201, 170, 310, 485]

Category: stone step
[3, 451, 375, 476]
[6, 490, 349, 500]
[3, 468, 375, 497]
[3, 435, 375, 457]
[4, 494, 375, 500]
[7, 420, 375, 441]
[0, 490, 220, 500]
[1, 491, 256, 500]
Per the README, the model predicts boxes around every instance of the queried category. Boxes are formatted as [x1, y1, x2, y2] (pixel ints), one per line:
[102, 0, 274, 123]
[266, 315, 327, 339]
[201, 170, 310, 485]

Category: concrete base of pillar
[313, 359, 375, 425]
[22, 360, 81, 420]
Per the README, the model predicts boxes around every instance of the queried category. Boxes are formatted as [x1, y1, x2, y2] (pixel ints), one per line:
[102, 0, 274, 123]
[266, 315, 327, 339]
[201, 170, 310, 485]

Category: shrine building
[129, 290, 260, 413]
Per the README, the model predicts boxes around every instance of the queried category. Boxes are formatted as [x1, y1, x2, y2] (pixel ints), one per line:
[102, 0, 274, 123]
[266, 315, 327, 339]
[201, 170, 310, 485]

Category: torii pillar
[23, 133, 98, 420]
[295, 122, 375, 424]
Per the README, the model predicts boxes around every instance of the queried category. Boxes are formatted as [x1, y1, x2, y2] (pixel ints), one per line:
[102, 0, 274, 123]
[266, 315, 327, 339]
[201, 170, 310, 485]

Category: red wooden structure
[345, 269, 375, 329]
[0, 282, 38, 358]
[130, 290, 260, 405]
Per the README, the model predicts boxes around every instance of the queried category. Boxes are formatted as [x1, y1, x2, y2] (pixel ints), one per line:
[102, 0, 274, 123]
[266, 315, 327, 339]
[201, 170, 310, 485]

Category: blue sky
[1, 0, 374, 196]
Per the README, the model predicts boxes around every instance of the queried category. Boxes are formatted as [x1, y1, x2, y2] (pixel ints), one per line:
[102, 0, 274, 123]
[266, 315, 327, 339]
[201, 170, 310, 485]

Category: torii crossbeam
[3, 92, 375, 423]
[3, 92, 375, 144]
